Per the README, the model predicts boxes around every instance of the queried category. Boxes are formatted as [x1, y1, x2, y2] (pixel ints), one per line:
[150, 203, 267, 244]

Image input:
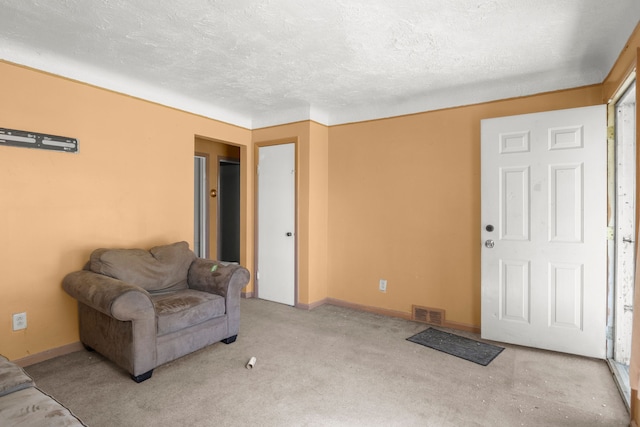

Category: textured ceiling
[1, 1, 639, 128]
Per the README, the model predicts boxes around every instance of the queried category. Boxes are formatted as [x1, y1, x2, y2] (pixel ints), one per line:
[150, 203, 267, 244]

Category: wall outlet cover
[12, 312, 27, 331]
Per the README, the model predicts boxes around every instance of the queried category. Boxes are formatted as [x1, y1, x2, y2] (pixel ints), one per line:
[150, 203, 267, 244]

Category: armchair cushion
[152, 290, 225, 335]
[89, 241, 196, 293]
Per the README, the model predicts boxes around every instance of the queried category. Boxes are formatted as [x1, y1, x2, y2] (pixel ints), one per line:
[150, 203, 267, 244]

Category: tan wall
[0, 61, 251, 361]
[327, 86, 603, 328]
[307, 122, 329, 304]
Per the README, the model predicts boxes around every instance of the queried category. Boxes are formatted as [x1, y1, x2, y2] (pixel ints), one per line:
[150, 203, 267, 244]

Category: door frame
[606, 72, 636, 408]
[194, 151, 210, 258]
[253, 138, 299, 305]
[608, 77, 637, 362]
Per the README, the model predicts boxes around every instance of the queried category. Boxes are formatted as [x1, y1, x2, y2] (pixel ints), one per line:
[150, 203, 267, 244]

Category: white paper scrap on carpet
[246, 357, 256, 369]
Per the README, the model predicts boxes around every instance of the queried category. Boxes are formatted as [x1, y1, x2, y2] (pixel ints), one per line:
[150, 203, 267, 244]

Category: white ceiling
[1, 1, 639, 129]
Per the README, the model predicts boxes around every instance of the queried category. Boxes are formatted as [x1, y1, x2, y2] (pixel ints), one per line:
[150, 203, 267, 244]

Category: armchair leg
[131, 370, 153, 383]
[221, 335, 237, 344]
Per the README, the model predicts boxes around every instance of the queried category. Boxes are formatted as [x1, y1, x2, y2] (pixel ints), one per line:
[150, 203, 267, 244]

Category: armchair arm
[62, 270, 154, 321]
[188, 259, 250, 338]
[187, 259, 250, 297]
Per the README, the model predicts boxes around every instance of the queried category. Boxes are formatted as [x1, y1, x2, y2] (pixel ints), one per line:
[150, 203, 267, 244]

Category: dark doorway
[218, 159, 240, 262]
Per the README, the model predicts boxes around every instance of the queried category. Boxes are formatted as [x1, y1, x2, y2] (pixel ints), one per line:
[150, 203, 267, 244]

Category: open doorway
[194, 138, 240, 261]
[218, 158, 240, 262]
[609, 77, 636, 409]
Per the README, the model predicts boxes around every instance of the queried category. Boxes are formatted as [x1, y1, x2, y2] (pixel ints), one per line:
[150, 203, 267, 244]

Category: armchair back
[89, 241, 196, 293]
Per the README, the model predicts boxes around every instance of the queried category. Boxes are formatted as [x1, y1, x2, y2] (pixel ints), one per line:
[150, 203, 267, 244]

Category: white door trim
[612, 80, 637, 364]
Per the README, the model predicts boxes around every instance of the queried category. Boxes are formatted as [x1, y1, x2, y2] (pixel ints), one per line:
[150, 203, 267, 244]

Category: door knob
[485, 239, 495, 248]
[286, 232, 293, 237]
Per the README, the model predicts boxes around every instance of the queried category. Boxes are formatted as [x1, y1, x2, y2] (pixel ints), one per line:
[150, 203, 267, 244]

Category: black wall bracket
[0, 127, 78, 153]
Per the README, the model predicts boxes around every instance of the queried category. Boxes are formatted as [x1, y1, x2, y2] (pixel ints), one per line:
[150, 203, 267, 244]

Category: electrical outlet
[12, 312, 27, 331]
[379, 279, 387, 293]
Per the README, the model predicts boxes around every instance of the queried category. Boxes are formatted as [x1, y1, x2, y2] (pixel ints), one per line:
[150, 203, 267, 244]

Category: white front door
[481, 105, 607, 358]
[257, 143, 296, 306]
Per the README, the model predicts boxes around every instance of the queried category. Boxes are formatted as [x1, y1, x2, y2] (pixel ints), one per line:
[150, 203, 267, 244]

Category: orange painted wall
[326, 86, 603, 327]
[0, 61, 251, 361]
[307, 121, 329, 304]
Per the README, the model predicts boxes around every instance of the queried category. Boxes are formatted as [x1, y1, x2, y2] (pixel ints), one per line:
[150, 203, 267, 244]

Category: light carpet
[25, 298, 628, 426]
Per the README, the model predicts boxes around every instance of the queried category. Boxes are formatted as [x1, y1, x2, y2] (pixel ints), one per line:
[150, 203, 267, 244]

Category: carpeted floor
[25, 298, 628, 426]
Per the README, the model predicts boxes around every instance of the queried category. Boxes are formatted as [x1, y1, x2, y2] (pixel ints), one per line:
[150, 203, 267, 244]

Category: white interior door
[481, 105, 607, 358]
[257, 143, 295, 306]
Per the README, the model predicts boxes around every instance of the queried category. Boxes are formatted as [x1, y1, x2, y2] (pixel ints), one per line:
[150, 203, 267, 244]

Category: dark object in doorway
[407, 327, 504, 366]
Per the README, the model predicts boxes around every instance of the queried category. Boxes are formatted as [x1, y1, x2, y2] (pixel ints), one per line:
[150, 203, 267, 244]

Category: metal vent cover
[412, 305, 445, 326]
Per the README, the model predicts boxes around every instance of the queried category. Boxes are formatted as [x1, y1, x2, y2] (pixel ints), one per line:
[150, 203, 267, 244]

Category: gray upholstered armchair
[62, 241, 249, 382]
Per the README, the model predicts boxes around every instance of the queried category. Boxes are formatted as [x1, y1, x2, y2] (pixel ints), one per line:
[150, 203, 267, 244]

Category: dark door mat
[407, 327, 504, 366]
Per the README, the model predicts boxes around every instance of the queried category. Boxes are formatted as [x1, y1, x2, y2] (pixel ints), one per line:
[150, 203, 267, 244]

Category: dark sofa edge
[0, 354, 87, 426]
